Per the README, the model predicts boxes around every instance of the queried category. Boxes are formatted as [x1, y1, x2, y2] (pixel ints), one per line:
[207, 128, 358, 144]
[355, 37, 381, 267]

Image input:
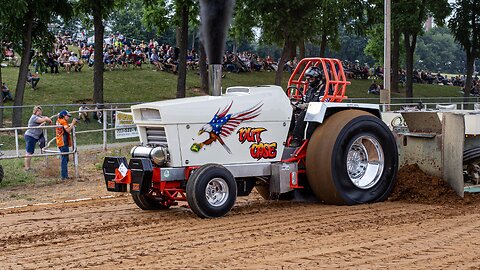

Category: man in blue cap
[56, 110, 77, 179]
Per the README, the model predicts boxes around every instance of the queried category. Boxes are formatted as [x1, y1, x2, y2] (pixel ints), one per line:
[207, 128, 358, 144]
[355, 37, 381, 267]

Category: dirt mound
[389, 164, 480, 205]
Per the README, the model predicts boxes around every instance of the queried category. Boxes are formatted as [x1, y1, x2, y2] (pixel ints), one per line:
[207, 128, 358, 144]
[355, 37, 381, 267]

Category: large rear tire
[187, 164, 237, 218]
[306, 110, 398, 205]
[131, 192, 170, 210]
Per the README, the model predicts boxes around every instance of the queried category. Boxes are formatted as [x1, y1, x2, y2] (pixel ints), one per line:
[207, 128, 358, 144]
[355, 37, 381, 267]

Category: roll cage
[287, 57, 350, 103]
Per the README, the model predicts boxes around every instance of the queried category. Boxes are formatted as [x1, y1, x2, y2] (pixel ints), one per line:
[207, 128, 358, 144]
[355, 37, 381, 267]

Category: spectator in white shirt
[68, 53, 84, 72]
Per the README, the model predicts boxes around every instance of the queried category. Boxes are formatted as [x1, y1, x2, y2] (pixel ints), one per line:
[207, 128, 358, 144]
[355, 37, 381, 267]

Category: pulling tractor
[103, 58, 398, 218]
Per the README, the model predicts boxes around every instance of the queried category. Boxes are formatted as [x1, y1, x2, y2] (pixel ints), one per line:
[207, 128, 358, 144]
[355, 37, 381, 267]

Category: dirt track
[2, 191, 480, 269]
[1, 157, 480, 269]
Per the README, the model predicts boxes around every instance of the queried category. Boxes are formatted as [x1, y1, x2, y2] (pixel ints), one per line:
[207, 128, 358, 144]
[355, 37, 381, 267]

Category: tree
[76, 0, 117, 106]
[326, 28, 375, 66]
[236, 0, 318, 86]
[397, 0, 451, 98]
[0, 0, 72, 126]
[174, 0, 193, 98]
[143, 0, 197, 98]
[235, 0, 373, 86]
[449, 0, 480, 100]
[109, 0, 153, 41]
[416, 27, 465, 74]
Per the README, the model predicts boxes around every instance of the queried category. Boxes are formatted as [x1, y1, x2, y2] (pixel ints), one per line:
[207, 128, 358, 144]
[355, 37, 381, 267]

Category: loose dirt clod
[389, 164, 480, 205]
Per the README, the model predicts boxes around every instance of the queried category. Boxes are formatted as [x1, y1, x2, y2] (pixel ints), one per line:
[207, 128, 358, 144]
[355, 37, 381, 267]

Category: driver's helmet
[304, 66, 323, 88]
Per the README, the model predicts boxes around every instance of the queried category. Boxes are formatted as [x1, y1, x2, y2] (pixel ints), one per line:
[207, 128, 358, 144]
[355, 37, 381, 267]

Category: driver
[290, 66, 328, 147]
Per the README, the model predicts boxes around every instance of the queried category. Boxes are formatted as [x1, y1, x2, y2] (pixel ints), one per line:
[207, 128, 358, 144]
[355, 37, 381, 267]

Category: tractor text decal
[237, 127, 277, 160]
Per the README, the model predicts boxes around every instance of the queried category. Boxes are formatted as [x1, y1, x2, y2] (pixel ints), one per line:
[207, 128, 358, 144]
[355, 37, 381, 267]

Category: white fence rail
[0, 106, 137, 179]
[0, 124, 80, 178]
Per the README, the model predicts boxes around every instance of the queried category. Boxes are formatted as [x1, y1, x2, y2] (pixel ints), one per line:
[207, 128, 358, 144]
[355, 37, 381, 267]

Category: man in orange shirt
[56, 110, 77, 179]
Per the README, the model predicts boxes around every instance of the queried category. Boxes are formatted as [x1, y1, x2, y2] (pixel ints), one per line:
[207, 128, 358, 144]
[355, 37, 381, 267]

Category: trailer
[103, 57, 400, 218]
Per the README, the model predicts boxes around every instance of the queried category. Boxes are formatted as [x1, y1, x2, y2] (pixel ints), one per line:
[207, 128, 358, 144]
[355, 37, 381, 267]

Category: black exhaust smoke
[199, 0, 236, 64]
[199, 0, 236, 96]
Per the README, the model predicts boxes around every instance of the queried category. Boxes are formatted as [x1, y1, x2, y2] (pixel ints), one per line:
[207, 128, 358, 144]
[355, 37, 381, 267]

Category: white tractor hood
[131, 85, 292, 125]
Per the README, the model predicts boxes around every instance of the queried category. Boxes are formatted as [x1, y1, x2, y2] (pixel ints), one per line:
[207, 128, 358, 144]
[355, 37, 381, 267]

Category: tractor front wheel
[306, 110, 398, 205]
[187, 164, 237, 218]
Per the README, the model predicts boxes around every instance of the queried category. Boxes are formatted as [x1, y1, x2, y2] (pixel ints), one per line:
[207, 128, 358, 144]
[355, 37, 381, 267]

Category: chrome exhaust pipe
[209, 64, 222, 96]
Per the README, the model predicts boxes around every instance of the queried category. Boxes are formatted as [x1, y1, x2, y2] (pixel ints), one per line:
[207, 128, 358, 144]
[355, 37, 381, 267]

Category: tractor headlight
[131, 146, 169, 166]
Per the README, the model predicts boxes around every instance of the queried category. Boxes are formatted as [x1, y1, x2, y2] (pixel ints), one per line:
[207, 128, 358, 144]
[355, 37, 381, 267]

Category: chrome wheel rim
[205, 178, 229, 207]
[346, 136, 384, 189]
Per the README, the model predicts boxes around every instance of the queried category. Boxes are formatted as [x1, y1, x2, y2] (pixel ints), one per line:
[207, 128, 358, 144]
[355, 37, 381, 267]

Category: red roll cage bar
[287, 57, 350, 103]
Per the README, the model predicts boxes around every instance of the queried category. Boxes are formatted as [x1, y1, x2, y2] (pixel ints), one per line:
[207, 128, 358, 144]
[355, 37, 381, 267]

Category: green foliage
[109, 0, 153, 41]
[327, 28, 375, 66]
[230, 0, 257, 42]
[0, 0, 73, 52]
[142, 0, 197, 37]
[142, 0, 170, 34]
[449, 0, 480, 55]
[364, 25, 386, 65]
[254, 0, 317, 45]
[416, 27, 466, 73]
[75, 0, 117, 18]
[365, 25, 464, 73]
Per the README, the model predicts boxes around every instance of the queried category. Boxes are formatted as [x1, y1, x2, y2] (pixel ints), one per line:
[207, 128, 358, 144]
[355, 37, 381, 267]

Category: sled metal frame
[395, 111, 465, 197]
[287, 57, 350, 103]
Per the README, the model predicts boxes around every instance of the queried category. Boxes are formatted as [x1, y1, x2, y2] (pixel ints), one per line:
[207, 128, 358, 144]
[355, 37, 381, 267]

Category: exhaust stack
[209, 64, 223, 96]
[199, 0, 236, 96]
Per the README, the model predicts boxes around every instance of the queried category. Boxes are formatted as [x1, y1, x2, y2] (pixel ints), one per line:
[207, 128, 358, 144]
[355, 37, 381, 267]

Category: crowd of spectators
[223, 51, 290, 73]
[4, 32, 480, 98]
[24, 32, 306, 76]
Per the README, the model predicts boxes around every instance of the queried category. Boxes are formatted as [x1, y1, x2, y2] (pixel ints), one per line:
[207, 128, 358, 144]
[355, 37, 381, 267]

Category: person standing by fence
[56, 110, 77, 179]
[24, 106, 52, 171]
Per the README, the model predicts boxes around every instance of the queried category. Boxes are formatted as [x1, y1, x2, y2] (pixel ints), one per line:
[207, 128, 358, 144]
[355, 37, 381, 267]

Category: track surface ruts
[2, 194, 480, 269]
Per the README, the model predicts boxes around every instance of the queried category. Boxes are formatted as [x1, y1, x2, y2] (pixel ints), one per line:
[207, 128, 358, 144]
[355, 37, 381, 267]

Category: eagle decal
[190, 101, 263, 154]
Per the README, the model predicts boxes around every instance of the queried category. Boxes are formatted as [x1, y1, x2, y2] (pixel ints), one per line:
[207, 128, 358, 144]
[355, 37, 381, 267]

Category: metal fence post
[103, 108, 107, 151]
[15, 129, 19, 157]
[44, 129, 48, 165]
[73, 126, 79, 178]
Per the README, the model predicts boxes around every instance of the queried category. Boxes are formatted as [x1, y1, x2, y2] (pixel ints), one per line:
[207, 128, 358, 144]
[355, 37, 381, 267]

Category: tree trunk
[176, 27, 181, 47]
[403, 33, 417, 99]
[199, 40, 208, 95]
[391, 27, 400, 93]
[12, 12, 34, 127]
[289, 41, 296, 60]
[465, 50, 475, 100]
[93, 8, 105, 105]
[319, 34, 328, 57]
[299, 39, 305, 59]
[176, 4, 188, 98]
[275, 38, 292, 86]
